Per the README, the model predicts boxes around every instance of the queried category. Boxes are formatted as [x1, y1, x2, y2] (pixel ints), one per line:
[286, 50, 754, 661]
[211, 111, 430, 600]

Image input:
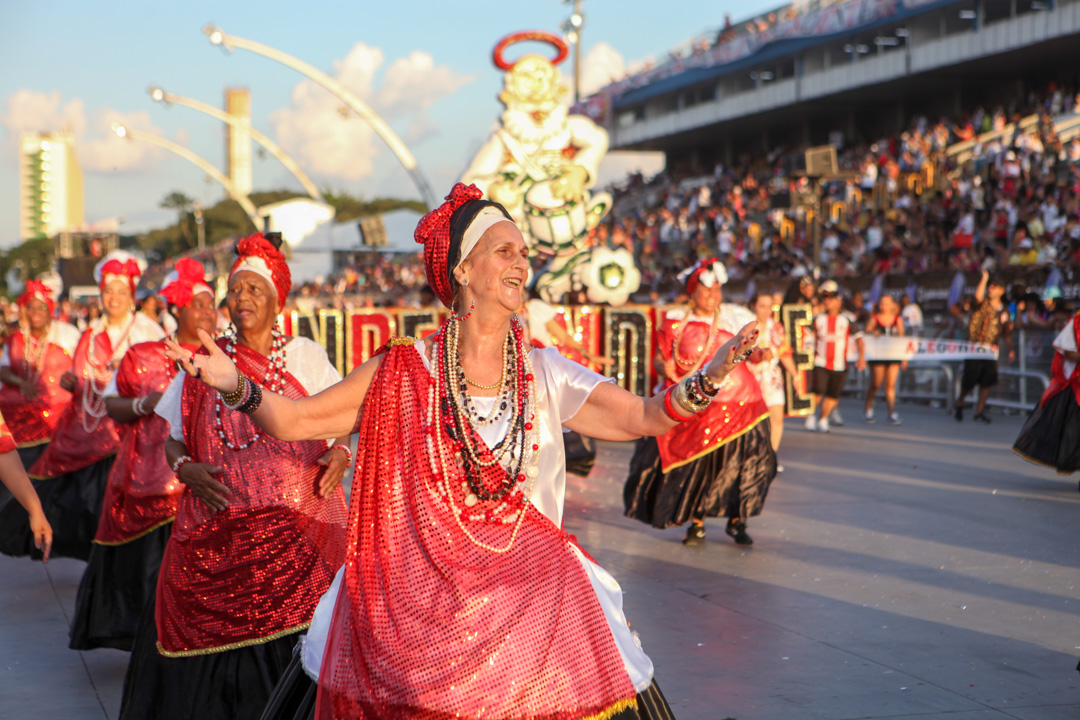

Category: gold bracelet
[220, 372, 247, 407]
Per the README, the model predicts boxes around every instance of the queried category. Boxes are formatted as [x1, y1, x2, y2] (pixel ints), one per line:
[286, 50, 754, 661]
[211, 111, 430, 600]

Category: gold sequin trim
[389, 337, 416, 346]
[578, 697, 639, 720]
[28, 452, 118, 481]
[92, 517, 175, 547]
[16, 437, 50, 449]
[155, 621, 309, 658]
[1012, 446, 1076, 476]
[662, 411, 770, 472]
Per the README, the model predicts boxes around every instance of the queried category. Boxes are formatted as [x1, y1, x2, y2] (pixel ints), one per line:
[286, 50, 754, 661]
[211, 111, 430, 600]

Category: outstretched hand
[704, 321, 759, 386]
[164, 329, 239, 393]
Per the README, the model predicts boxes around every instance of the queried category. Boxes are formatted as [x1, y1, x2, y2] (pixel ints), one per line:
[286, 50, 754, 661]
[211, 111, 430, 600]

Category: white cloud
[270, 43, 472, 182]
[578, 42, 628, 97]
[0, 89, 166, 172]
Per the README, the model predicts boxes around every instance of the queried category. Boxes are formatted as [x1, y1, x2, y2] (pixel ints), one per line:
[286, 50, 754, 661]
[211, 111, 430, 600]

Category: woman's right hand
[164, 329, 239, 393]
[59, 371, 76, 392]
[177, 461, 230, 512]
[28, 510, 52, 563]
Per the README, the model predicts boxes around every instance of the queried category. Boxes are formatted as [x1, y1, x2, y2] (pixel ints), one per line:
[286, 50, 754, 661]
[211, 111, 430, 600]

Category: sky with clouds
[0, 0, 778, 248]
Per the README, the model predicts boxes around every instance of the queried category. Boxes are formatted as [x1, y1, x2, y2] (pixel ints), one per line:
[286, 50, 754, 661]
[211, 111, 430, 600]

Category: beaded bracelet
[171, 455, 194, 475]
[331, 443, 352, 465]
[236, 382, 263, 415]
[131, 396, 146, 417]
[674, 377, 711, 414]
[220, 372, 248, 408]
[662, 385, 694, 422]
[695, 369, 721, 398]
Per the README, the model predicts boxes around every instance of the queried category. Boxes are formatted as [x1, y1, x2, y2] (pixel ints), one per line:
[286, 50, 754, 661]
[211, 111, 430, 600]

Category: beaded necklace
[671, 303, 721, 374]
[20, 324, 51, 382]
[81, 314, 137, 433]
[425, 315, 540, 554]
[214, 328, 287, 450]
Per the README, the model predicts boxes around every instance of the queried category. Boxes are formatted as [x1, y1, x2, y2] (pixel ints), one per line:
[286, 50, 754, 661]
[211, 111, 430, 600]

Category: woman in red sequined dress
[70, 260, 218, 652]
[118, 235, 349, 720]
[1, 253, 163, 561]
[0, 280, 80, 468]
[0, 409, 52, 561]
[174, 184, 757, 720]
[624, 259, 778, 547]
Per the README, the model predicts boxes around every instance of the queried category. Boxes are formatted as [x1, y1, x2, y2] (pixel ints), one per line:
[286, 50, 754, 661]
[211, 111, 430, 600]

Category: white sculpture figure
[462, 31, 636, 305]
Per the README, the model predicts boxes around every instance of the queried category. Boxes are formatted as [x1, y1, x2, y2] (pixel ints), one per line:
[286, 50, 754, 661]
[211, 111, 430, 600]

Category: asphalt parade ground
[1, 397, 1078, 719]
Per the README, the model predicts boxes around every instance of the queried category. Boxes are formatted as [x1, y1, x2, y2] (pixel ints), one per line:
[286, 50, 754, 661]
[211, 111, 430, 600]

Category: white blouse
[155, 337, 343, 443]
[1053, 317, 1078, 379]
[302, 343, 655, 692]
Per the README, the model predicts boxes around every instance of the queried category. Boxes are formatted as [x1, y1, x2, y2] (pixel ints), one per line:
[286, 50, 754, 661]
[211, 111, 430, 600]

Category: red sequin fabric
[94, 341, 190, 546]
[656, 317, 769, 472]
[155, 339, 347, 656]
[0, 330, 73, 447]
[29, 328, 120, 479]
[0, 412, 16, 454]
[414, 183, 484, 308]
[315, 343, 636, 719]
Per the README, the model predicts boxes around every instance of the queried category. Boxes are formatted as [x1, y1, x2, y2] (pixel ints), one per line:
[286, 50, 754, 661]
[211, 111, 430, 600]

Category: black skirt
[260, 649, 677, 720]
[0, 454, 114, 561]
[69, 521, 172, 652]
[16, 443, 47, 472]
[1013, 390, 1080, 475]
[624, 420, 777, 528]
[120, 585, 300, 720]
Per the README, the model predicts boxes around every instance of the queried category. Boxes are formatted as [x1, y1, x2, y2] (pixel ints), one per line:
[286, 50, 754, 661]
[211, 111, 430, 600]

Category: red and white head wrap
[229, 233, 291, 310]
[17, 279, 55, 316]
[159, 258, 213, 309]
[94, 250, 143, 294]
[678, 257, 728, 295]
[414, 183, 514, 308]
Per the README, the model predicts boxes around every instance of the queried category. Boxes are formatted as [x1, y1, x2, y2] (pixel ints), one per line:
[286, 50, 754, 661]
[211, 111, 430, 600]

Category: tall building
[19, 130, 84, 241]
[225, 87, 253, 197]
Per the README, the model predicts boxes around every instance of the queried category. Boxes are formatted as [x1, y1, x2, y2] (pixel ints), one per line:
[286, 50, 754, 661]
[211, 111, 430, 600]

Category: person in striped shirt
[805, 281, 866, 433]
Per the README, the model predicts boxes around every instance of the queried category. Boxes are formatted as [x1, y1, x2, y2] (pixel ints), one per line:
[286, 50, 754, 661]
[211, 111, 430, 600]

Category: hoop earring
[454, 299, 475, 322]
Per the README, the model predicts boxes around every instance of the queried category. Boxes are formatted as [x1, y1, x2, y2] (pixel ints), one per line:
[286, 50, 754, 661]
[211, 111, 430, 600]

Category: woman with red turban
[70, 259, 218, 652]
[118, 234, 349, 720]
[1, 252, 164, 561]
[0, 280, 80, 467]
[175, 184, 758, 720]
[624, 258, 778, 546]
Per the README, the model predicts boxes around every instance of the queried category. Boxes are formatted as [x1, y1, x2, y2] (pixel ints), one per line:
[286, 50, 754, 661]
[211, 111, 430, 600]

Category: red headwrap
[230, 233, 291, 310]
[99, 258, 141, 293]
[680, 257, 728, 295]
[160, 258, 213, 308]
[17, 280, 55, 316]
[414, 183, 484, 308]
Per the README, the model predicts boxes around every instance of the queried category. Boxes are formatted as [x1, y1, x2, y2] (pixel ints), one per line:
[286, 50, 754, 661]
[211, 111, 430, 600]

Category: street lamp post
[203, 24, 435, 208]
[148, 86, 324, 202]
[562, 0, 585, 104]
[112, 122, 260, 229]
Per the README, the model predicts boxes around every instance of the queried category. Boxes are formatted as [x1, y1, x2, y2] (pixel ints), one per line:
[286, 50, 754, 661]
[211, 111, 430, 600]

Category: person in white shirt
[805, 281, 866, 433]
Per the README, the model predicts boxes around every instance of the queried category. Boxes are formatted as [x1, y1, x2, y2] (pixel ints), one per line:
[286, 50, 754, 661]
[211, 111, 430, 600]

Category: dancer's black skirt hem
[69, 521, 172, 652]
[0, 455, 113, 561]
[260, 649, 677, 720]
[624, 420, 777, 529]
[1013, 391, 1080, 475]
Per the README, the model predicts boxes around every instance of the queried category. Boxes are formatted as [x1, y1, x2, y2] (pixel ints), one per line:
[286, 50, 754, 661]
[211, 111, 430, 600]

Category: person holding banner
[955, 270, 1014, 424]
[863, 295, 906, 425]
[1013, 309, 1080, 478]
[747, 292, 797, 464]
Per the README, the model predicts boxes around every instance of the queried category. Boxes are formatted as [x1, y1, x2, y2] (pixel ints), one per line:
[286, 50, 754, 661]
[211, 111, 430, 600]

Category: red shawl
[1040, 314, 1080, 407]
[0, 412, 15, 454]
[28, 327, 120, 479]
[655, 316, 769, 472]
[155, 339, 347, 657]
[315, 342, 636, 720]
[0, 330, 73, 447]
[94, 341, 192, 546]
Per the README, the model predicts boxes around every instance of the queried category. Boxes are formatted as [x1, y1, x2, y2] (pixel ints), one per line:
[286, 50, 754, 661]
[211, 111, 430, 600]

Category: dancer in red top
[174, 185, 757, 720]
[119, 235, 349, 720]
[0, 409, 51, 561]
[70, 259, 217, 652]
[1013, 309, 1080, 479]
[863, 295, 906, 425]
[625, 258, 776, 546]
[1, 253, 163, 561]
[0, 280, 80, 468]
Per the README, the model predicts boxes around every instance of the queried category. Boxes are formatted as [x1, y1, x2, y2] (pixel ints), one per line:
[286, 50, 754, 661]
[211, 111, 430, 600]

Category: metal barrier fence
[843, 327, 1056, 416]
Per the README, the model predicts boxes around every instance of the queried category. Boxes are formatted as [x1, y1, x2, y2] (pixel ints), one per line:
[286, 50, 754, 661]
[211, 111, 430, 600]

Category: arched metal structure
[148, 86, 324, 202]
[203, 24, 435, 209]
[111, 122, 260, 228]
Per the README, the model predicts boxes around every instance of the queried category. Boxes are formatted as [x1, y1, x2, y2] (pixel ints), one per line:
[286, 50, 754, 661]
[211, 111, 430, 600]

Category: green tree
[160, 191, 195, 248]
